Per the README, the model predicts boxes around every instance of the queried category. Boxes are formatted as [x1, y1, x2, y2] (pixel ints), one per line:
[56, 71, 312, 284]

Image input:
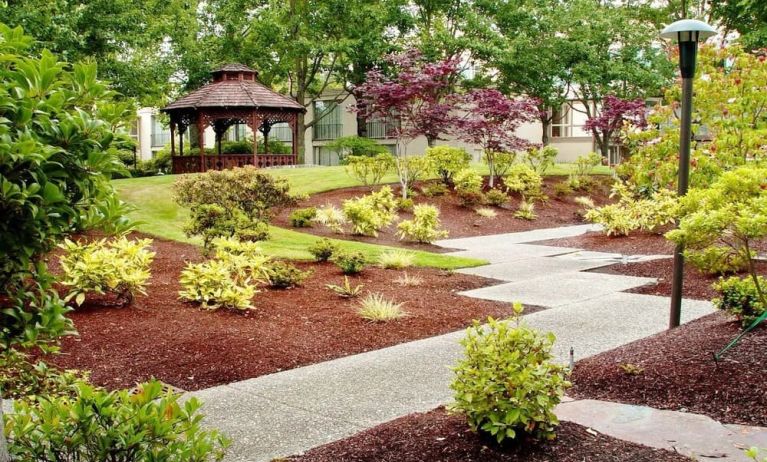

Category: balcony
[313, 123, 342, 141]
[366, 119, 397, 139]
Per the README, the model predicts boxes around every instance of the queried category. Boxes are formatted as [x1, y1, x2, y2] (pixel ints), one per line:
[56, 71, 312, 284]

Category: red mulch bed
[535, 230, 675, 255]
[273, 176, 612, 251]
[569, 312, 767, 426]
[43, 233, 529, 392]
[287, 407, 690, 462]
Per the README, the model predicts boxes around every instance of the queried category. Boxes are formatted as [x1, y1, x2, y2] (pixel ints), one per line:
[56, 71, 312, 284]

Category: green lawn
[114, 163, 610, 269]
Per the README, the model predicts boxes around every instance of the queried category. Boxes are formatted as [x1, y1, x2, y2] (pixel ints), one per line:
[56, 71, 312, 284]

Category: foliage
[345, 153, 395, 186]
[0, 24, 135, 351]
[458, 190, 487, 208]
[325, 276, 364, 298]
[553, 182, 573, 198]
[333, 251, 368, 275]
[396, 198, 414, 213]
[397, 204, 449, 243]
[0, 350, 87, 401]
[449, 306, 570, 444]
[6, 380, 229, 461]
[393, 272, 423, 287]
[308, 238, 339, 262]
[328, 136, 389, 162]
[746, 446, 767, 462]
[357, 293, 407, 322]
[456, 89, 538, 187]
[179, 259, 258, 311]
[184, 204, 234, 253]
[313, 205, 348, 234]
[585, 183, 678, 236]
[711, 0, 767, 50]
[58, 236, 154, 307]
[514, 201, 537, 221]
[453, 168, 484, 194]
[524, 146, 558, 176]
[619, 363, 644, 376]
[574, 152, 603, 178]
[422, 182, 449, 197]
[266, 261, 312, 289]
[343, 186, 398, 237]
[394, 155, 433, 199]
[490, 152, 519, 179]
[713, 276, 767, 327]
[485, 189, 509, 207]
[378, 250, 415, 270]
[424, 146, 471, 184]
[584, 95, 647, 158]
[290, 207, 318, 228]
[234, 219, 271, 243]
[505, 164, 543, 199]
[475, 207, 498, 219]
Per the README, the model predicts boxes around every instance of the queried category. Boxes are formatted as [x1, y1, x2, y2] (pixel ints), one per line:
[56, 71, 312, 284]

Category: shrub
[266, 261, 312, 289]
[585, 183, 679, 237]
[397, 197, 415, 212]
[553, 181, 573, 198]
[179, 259, 258, 310]
[313, 205, 347, 234]
[308, 238, 338, 262]
[514, 201, 537, 220]
[484, 151, 518, 188]
[422, 182, 449, 197]
[453, 168, 483, 193]
[457, 189, 487, 207]
[184, 204, 233, 252]
[505, 163, 543, 198]
[333, 251, 367, 275]
[345, 153, 395, 186]
[397, 204, 449, 243]
[394, 272, 423, 287]
[290, 207, 317, 228]
[233, 218, 270, 242]
[212, 238, 272, 281]
[342, 186, 398, 237]
[574, 152, 602, 177]
[378, 250, 415, 269]
[485, 188, 509, 206]
[6, 380, 229, 461]
[714, 276, 767, 327]
[357, 293, 407, 321]
[449, 306, 570, 444]
[424, 146, 471, 184]
[394, 155, 433, 199]
[325, 276, 364, 298]
[327, 135, 389, 162]
[58, 236, 154, 306]
[475, 207, 497, 219]
[686, 246, 751, 275]
[525, 145, 558, 175]
[0, 350, 88, 401]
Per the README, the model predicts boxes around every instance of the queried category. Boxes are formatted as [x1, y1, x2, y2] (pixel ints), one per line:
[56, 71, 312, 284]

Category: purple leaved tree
[584, 95, 648, 160]
[354, 49, 462, 154]
[456, 89, 539, 187]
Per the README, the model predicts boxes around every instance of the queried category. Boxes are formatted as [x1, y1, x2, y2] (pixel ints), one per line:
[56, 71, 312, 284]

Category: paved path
[191, 224, 722, 461]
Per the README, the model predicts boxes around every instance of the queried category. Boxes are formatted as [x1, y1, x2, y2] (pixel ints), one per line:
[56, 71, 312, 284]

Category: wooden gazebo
[162, 64, 305, 174]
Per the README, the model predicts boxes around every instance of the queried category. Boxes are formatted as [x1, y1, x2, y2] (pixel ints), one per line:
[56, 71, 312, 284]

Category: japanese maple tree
[584, 95, 647, 160]
[456, 89, 539, 187]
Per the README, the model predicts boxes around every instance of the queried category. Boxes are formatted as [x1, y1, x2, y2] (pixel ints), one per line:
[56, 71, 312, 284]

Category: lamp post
[661, 19, 716, 329]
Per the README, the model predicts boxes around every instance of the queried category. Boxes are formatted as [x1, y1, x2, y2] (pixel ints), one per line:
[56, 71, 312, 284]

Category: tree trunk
[356, 114, 368, 138]
[0, 400, 10, 462]
[487, 154, 495, 188]
[426, 136, 436, 148]
[541, 118, 551, 146]
[599, 131, 610, 161]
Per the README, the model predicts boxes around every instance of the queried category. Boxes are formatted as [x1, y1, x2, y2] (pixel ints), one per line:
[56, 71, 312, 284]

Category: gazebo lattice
[162, 64, 305, 174]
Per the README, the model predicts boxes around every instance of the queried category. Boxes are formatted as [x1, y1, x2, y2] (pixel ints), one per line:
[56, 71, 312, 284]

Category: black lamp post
[660, 19, 716, 329]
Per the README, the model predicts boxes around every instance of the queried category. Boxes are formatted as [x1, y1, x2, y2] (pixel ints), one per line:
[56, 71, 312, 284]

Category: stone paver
[447, 243, 581, 264]
[457, 255, 614, 281]
[436, 223, 600, 249]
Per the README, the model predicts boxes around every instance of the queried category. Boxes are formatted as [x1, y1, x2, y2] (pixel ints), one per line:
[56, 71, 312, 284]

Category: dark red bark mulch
[44, 233, 530, 392]
[570, 312, 767, 426]
[535, 230, 676, 255]
[287, 407, 691, 462]
[273, 176, 613, 251]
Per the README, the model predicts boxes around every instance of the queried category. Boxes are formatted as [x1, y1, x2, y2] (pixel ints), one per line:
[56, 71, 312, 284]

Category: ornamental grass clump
[475, 207, 497, 219]
[325, 276, 364, 298]
[58, 236, 155, 306]
[357, 293, 407, 322]
[377, 250, 415, 269]
[313, 205, 347, 234]
[449, 304, 570, 444]
[397, 204, 449, 243]
[394, 272, 423, 287]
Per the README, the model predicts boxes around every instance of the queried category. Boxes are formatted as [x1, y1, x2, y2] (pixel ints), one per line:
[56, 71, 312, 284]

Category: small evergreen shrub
[585, 183, 678, 237]
[342, 186, 398, 237]
[233, 217, 270, 242]
[397, 204, 449, 243]
[266, 261, 312, 289]
[424, 146, 471, 184]
[458, 189, 487, 207]
[453, 168, 483, 193]
[333, 251, 367, 275]
[713, 276, 767, 326]
[422, 182, 449, 197]
[290, 207, 317, 228]
[524, 145, 558, 175]
[574, 152, 602, 177]
[485, 188, 509, 206]
[377, 250, 415, 269]
[345, 153, 395, 185]
[6, 380, 229, 461]
[397, 197, 415, 212]
[686, 246, 751, 275]
[553, 181, 573, 198]
[450, 305, 570, 444]
[308, 238, 338, 262]
[475, 207, 497, 219]
[325, 276, 363, 298]
[179, 259, 258, 310]
[505, 164, 543, 198]
[313, 205, 347, 233]
[58, 236, 155, 306]
[357, 293, 407, 321]
[0, 350, 88, 401]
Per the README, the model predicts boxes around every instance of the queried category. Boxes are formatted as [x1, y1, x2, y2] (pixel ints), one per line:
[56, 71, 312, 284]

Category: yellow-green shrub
[504, 164, 543, 198]
[342, 186, 398, 237]
[58, 236, 154, 306]
[397, 204, 449, 243]
[585, 183, 678, 236]
[345, 153, 395, 186]
[424, 146, 471, 184]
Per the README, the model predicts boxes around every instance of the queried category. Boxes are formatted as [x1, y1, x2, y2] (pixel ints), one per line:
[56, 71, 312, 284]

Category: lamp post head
[660, 19, 717, 43]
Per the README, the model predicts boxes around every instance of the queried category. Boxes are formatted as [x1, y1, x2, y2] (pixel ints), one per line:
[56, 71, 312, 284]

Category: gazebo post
[251, 112, 260, 167]
[170, 121, 176, 156]
[197, 113, 206, 172]
[291, 115, 299, 163]
[179, 125, 184, 156]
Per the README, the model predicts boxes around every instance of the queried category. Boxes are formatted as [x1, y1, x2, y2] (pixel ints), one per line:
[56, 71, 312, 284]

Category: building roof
[163, 64, 304, 112]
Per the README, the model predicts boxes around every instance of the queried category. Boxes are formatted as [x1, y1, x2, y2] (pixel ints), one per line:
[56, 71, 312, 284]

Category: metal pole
[669, 40, 697, 329]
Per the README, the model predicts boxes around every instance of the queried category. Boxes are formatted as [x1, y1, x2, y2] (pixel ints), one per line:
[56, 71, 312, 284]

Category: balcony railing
[366, 119, 397, 139]
[313, 123, 342, 140]
[151, 132, 171, 147]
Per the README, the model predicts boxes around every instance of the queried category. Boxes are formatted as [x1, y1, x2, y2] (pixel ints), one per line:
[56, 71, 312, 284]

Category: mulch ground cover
[42, 233, 530, 392]
[273, 176, 612, 251]
[286, 407, 691, 462]
[535, 230, 676, 255]
[569, 312, 767, 426]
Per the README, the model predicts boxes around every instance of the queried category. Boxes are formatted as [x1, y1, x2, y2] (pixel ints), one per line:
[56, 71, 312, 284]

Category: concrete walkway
[191, 224, 724, 461]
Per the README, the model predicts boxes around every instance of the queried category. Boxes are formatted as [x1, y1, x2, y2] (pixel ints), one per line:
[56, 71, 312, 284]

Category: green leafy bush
[553, 181, 573, 198]
[449, 306, 570, 444]
[397, 197, 415, 212]
[484, 151, 518, 187]
[377, 250, 415, 269]
[524, 145, 558, 175]
[333, 251, 367, 275]
[328, 135, 389, 162]
[6, 380, 229, 462]
[0, 350, 87, 401]
[485, 188, 509, 207]
[422, 182, 449, 197]
[585, 183, 678, 237]
[574, 152, 602, 177]
[308, 238, 338, 262]
[394, 155, 433, 199]
[290, 207, 317, 228]
[342, 186, 398, 237]
[397, 204, 449, 243]
[505, 164, 543, 198]
[325, 276, 363, 298]
[266, 261, 312, 289]
[457, 189, 487, 207]
[424, 146, 471, 184]
[234, 218, 271, 242]
[713, 276, 767, 326]
[357, 293, 407, 322]
[58, 236, 154, 306]
[345, 153, 395, 186]
[313, 205, 347, 233]
[179, 259, 258, 310]
[453, 168, 483, 193]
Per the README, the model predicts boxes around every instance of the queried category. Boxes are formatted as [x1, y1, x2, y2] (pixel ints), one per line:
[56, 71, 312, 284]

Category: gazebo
[162, 64, 305, 174]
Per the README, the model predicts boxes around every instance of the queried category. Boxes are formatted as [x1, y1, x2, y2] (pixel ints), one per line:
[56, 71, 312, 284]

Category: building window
[151, 116, 171, 147]
[270, 122, 293, 143]
[313, 146, 340, 166]
[366, 116, 397, 139]
[550, 103, 590, 139]
[226, 123, 248, 141]
[313, 101, 342, 140]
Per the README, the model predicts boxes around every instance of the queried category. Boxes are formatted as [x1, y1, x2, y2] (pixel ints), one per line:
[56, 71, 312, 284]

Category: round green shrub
[333, 251, 367, 275]
[308, 238, 338, 262]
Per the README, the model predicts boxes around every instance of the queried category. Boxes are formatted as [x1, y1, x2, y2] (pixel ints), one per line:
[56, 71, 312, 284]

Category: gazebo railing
[171, 153, 297, 174]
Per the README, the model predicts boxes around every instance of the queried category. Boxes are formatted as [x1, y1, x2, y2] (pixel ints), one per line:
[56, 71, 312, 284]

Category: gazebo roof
[163, 64, 304, 113]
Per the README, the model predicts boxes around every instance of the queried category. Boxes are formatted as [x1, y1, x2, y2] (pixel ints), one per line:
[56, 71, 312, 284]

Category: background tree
[711, 0, 767, 50]
[584, 95, 648, 161]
